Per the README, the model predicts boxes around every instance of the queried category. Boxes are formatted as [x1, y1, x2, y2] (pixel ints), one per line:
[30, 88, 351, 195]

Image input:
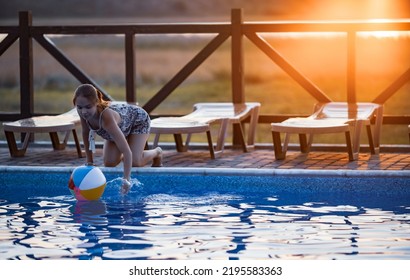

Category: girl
[73, 84, 162, 194]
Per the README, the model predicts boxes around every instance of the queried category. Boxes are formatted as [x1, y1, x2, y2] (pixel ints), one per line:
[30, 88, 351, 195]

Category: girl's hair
[73, 84, 109, 111]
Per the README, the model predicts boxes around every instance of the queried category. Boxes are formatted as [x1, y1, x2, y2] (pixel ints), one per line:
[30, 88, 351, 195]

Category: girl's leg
[103, 140, 122, 167]
[128, 133, 162, 167]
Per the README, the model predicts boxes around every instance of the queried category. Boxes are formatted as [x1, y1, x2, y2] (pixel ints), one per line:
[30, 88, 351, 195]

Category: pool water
[0, 170, 409, 260]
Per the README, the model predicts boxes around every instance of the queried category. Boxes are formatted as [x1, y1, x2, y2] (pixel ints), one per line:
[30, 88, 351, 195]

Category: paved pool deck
[1, 142, 409, 173]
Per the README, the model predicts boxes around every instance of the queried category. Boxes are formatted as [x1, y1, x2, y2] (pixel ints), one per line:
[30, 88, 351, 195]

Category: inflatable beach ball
[68, 165, 106, 200]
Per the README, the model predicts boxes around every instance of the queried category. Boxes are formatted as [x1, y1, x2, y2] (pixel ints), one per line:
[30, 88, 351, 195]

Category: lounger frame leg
[4, 129, 83, 158]
[4, 131, 28, 157]
[366, 125, 376, 154]
[299, 134, 309, 153]
[246, 106, 259, 147]
[153, 130, 216, 159]
[72, 129, 83, 158]
[352, 120, 363, 156]
[215, 119, 229, 152]
[272, 131, 286, 160]
[206, 130, 216, 159]
[372, 106, 383, 154]
[50, 131, 82, 158]
[49, 132, 66, 150]
[173, 134, 189, 152]
[233, 123, 247, 152]
[344, 130, 355, 161]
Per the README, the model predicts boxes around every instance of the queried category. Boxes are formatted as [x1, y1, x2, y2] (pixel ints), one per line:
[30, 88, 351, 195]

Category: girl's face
[75, 95, 98, 121]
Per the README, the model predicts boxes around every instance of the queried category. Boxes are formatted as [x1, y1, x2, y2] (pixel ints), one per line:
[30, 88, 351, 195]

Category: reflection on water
[0, 188, 409, 260]
[72, 200, 108, 225]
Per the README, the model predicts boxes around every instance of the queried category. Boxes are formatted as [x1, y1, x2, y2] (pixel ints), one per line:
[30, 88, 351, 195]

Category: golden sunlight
[361, 19, 410, 38]
[302, 0, 409, 20]
[361, 30, 403, 38]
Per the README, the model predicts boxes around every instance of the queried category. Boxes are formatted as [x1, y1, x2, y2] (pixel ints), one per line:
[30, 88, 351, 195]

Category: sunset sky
[295, 0, 410, 20]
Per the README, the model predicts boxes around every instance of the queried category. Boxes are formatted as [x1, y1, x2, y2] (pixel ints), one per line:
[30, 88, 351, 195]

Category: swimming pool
[1, 167, 409, 260]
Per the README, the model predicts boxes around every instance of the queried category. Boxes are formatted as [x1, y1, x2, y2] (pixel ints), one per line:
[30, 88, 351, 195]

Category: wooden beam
[33, 34, 113, 101]
[373, 67, 410, 104]
[143, 32, 230, 113]
[0, 32, 19, 56]
[245, 32, 332, 103]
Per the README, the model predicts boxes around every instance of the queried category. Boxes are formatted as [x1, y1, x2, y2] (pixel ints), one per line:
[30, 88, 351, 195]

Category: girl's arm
[101, 110, 132, 181]
[80, 117, 94, 165]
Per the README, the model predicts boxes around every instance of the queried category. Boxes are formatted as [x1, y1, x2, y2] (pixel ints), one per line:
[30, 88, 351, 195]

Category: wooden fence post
[231, 8, 245, 104]
[347, 31, 356, 103]
[19, 11, 34, 118]
[125, 32, 136, 103]
[231, 9, 246, 147]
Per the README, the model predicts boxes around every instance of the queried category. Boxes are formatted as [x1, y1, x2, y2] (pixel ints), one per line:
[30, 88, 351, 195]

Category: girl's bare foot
[152, 147, 163, 167]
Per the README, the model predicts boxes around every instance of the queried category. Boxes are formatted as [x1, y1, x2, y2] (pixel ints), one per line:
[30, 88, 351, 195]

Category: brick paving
[1, 143, 409, 171]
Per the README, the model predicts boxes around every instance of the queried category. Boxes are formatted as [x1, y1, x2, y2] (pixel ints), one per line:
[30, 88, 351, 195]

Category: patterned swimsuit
[87, 103, 150, 152]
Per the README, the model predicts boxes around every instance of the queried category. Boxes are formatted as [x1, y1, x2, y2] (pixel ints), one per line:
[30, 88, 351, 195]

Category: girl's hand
[121, 178, 131, 195]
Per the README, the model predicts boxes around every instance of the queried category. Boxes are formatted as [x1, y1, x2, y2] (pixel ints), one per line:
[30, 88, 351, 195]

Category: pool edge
[1, 165, 410, 178]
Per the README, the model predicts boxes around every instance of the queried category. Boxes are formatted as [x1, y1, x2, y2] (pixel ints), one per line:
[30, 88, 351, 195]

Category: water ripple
[0, 190, 409, 260]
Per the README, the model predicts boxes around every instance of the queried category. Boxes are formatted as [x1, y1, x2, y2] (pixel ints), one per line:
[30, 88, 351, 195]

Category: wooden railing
[1, 9, 409, 133]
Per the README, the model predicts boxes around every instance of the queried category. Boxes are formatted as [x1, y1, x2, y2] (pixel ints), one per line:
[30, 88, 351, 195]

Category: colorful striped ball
[68, 166, 106, 200]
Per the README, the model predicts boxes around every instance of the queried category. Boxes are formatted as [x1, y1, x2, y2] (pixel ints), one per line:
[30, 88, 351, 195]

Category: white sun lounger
[271, 102, 383, 161]
[150, 102, 260, 158]
[3, 108, 82, 157]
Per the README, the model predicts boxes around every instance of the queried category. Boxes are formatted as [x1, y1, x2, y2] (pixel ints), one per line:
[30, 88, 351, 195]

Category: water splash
[106, 177, 143, 193]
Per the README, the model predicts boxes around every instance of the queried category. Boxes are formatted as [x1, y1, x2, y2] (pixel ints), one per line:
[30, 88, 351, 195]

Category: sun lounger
[2, 101, 142, 158]
[150, 102, 260, 158]
[3, 108, 82, 157]
[271, 102, 383, 161]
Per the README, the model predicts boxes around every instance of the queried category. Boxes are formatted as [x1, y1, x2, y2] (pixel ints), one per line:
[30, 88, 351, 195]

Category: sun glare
[300, 1, 409, 38]
[304, 0, 408, 20]
[360, 30, 406, 39]
[360, 18, 410, 38]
